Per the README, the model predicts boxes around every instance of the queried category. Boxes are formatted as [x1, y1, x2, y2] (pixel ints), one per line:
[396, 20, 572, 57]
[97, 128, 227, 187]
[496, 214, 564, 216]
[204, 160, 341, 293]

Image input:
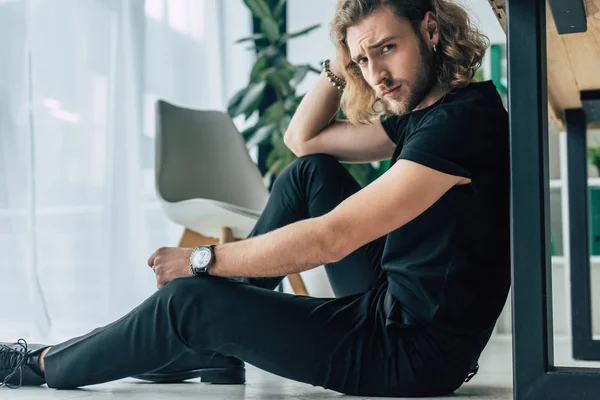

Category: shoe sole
[132, 367, 245, 384]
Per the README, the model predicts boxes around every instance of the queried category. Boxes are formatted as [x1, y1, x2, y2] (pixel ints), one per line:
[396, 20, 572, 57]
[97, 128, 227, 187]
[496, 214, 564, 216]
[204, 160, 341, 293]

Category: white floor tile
[0, 338, 529, 399]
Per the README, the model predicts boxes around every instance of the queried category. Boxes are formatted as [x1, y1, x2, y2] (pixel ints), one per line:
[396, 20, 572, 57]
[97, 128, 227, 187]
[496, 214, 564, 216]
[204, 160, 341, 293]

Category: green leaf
[307, 64, 321, 74]
[243, 101, 261, 119]
[284, 96, 299, 111]
[274, 69, 293, 90]
[266, 135, 296, 176]
[257, 45, 278, 58]
[267, 71, 291, 96]
[231, 4, 343, 183]
[343, 164, 371, 187]
[246, 123, 276, 148]
[266, 160, 281, 176]
[234, 33, 266, 44]
[262, 169, 275, 189]
[255, 66, 276, 83]
[290, 65, 310, 87]
[266, 156, 284, 176]
[258, 101, 285, 125]
[589, 146, 600, 166]
[278, 114, 292, 133]
[474, 68, 485, 82]
[227, 87, 249, 116]
[250, 56, 269, 82]
[273, 0, 286, 21]
[228, 81, 266, 118]
[261, 17, 281, 43]
[279, 61, 297, 80]
[240, 124, 259, 141]
[280, 24, 320, 43]
[244, 0, 272, 20]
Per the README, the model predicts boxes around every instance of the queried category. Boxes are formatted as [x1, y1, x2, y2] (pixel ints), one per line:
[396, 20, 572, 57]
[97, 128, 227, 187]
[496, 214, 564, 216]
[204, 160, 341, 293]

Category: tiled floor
[3, 337, 599, 399]
[1, 338, 515, 400]
[0, 368, 513, 400]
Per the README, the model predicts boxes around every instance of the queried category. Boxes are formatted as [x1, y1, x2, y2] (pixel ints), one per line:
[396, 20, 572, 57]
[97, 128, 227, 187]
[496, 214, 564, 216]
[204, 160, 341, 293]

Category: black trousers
[43, 154, 484, 397]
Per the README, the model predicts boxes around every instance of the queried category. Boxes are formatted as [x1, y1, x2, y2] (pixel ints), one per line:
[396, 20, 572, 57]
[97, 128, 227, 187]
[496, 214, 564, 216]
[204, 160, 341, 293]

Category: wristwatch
[189, 245, 216, 276]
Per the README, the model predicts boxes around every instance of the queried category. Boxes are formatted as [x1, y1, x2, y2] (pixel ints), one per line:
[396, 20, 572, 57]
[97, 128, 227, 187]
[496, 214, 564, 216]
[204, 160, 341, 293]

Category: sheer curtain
[0, 0, 253, 343]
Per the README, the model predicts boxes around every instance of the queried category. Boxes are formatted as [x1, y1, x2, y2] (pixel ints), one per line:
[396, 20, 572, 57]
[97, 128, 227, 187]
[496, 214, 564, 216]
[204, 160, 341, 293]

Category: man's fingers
[154, 269, 163, 288]
[148, 253, 163, 268]
[148, 247, 168, 267]
[148, 251, 157, 267]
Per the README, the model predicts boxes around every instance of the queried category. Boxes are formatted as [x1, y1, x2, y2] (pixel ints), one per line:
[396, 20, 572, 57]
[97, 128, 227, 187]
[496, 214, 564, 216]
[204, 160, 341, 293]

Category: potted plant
[228, 0, 388, 188]
[588, 143, 600, 176]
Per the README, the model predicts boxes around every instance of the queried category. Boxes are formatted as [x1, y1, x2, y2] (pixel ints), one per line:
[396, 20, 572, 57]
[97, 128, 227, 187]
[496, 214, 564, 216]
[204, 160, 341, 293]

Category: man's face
[346, 6, 436, 115]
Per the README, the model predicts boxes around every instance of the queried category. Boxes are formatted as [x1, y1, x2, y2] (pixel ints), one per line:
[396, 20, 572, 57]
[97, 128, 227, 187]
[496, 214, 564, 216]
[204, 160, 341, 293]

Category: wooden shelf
[488, 0, 600, 131]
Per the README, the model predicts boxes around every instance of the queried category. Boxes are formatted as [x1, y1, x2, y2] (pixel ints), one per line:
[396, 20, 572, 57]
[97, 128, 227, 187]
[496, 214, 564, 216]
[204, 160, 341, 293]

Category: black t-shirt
[380, 80, 510, 336]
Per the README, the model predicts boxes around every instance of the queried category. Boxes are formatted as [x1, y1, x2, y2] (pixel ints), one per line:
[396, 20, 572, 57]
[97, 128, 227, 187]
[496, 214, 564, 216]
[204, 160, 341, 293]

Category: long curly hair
[331, 0, 489, 124]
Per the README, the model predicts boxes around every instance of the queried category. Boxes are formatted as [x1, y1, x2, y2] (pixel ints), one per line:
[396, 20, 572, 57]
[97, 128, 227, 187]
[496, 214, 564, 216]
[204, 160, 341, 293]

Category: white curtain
[0, 0, 253, 343]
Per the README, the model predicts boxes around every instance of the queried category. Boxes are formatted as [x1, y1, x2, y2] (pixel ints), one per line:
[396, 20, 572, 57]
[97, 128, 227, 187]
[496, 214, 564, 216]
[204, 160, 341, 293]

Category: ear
[420, 11, 439, 48]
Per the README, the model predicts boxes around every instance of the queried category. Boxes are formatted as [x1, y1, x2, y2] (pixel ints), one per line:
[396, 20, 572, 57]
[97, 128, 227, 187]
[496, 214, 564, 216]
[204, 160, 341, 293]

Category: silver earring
[433, 44, 437, 52]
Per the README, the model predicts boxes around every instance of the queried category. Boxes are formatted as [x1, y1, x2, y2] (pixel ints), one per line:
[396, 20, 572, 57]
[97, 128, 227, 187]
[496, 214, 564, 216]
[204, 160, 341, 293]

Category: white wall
[287, 0, 337, 97]
[461, 0, 506, 44]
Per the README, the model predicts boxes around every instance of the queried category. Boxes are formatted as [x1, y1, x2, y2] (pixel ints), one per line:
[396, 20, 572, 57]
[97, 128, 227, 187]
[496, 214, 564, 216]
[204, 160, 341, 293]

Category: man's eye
[382, 44, 394, 52]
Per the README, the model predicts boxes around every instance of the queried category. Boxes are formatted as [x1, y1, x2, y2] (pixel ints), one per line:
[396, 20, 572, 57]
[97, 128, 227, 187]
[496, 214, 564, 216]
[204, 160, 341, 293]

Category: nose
[367, 60, 390, 89]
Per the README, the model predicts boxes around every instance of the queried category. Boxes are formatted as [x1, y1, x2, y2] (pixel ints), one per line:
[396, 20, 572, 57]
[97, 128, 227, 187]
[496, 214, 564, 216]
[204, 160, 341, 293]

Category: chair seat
[161, 198, 263, 239]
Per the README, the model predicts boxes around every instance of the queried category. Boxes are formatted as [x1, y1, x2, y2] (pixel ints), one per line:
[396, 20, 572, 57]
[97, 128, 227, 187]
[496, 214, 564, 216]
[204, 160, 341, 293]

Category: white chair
[154, 99, 308, 295]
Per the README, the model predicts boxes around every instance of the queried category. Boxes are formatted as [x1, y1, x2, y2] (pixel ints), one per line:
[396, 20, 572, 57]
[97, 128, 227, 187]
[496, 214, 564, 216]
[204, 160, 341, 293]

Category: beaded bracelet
[321, 59, 346, 92]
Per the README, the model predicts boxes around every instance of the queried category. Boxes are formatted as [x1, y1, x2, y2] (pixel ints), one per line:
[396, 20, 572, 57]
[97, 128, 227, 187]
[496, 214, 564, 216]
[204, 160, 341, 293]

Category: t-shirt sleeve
[398, 107, 479, 179]
[380, 114, 403, 144]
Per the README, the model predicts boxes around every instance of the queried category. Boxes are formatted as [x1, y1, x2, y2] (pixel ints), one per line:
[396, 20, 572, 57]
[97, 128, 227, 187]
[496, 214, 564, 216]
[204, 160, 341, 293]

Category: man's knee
[293, 153, 340, 171]
[156, 276, 241, 306]
[276, 153, 341, 185]
[155, 277, 211, 309]
[161, 276, 207, 292]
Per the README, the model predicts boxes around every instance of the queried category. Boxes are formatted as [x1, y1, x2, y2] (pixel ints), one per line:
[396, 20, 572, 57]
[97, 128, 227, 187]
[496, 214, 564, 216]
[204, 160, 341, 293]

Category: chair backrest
[155, 100, 269, 213]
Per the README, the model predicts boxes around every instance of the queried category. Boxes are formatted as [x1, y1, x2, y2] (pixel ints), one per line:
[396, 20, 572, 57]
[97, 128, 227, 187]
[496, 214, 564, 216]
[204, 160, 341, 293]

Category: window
[146, 0, 205, 39]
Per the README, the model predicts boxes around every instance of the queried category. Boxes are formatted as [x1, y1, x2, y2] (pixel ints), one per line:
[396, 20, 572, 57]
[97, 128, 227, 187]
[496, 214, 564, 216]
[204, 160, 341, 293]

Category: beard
[380, 35, 437, 115]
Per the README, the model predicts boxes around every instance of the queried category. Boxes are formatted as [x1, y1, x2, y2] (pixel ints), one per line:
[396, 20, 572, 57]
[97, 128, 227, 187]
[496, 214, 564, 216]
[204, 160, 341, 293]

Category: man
[1, 0, 510, 397]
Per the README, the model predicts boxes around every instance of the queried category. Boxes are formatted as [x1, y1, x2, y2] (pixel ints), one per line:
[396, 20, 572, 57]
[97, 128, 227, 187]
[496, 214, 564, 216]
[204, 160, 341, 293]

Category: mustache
[377, 79, 406, 96]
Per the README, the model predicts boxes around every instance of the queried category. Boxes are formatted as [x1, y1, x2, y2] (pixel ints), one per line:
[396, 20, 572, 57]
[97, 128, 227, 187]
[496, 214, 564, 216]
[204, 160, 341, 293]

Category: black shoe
[464, 362, 479, 383]
[1, 339, 48, 389]
[131, 350, 245, 384]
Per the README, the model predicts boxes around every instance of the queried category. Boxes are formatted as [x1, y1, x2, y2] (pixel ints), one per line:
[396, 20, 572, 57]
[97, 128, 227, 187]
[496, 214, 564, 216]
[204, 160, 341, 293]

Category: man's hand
[147, 247, 193, 289]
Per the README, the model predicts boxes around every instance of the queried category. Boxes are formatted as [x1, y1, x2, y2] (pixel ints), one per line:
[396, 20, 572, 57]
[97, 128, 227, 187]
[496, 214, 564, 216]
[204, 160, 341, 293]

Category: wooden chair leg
[178, 227, 240, 248]
[220, 227, 235, 244]
[179, 227, 309, 296]
[178, 228, 218, 248]
[287, 273, 309, 296]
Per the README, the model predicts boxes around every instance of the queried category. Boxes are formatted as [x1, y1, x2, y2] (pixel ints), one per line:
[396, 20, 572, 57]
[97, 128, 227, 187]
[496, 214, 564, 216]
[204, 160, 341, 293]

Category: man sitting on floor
[1, 0, 509, 396]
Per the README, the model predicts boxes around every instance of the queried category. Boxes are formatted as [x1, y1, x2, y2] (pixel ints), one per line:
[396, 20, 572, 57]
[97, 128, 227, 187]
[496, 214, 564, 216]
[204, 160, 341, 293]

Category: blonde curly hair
[331, 0, 489, 124]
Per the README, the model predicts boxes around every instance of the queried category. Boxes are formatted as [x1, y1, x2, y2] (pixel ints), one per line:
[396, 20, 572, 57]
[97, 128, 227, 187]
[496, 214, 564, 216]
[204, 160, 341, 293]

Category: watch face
[192, 247, 212, 268]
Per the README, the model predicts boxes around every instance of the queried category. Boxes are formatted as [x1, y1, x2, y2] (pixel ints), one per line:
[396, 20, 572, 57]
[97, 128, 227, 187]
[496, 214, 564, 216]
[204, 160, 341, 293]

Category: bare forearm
[208, 217, 338, 278]
[284, 60, 344, 149]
